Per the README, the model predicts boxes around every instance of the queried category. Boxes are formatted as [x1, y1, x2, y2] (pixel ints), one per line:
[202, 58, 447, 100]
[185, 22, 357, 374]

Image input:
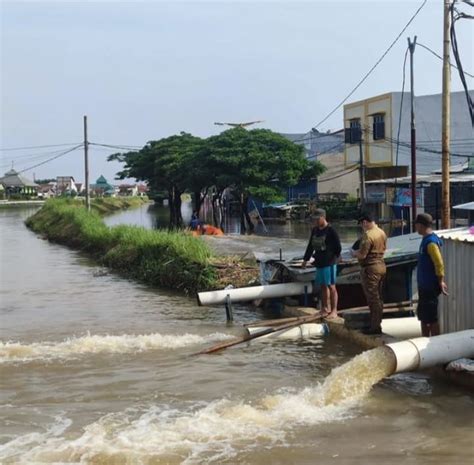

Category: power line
[317, 165, 359, 183]
[450, 1, 474, 126]
[0, 142, 81, 152]
[89, 142, 142, 150]
[417, 41, 474, 78]
[18, 144, 83, 173]
[311, 0, 428, 130]
[305, 141, 346, 160]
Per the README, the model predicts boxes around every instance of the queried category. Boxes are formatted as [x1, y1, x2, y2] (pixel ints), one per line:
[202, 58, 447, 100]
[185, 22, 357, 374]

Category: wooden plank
[339, 301, 415, 315]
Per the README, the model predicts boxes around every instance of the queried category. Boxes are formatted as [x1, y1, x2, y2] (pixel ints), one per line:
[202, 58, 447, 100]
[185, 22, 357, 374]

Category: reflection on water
[104, 201, 360, 243]
[1, 206, 472, 465]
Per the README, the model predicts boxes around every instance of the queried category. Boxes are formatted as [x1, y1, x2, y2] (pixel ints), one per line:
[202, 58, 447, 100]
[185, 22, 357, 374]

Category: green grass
[25, 198, 217, 293]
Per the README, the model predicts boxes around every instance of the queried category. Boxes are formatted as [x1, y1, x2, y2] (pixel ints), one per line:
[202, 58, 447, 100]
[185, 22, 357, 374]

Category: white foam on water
[0, 347, 396, 464]
[0, 332, 233, 363]
[0, 390, 352, 464]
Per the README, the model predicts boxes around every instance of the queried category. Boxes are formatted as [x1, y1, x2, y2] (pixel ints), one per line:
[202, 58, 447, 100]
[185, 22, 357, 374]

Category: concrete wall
[317, 151, 359, 196]
[344, 93, 393, 167]
[344, 91, 474, 175]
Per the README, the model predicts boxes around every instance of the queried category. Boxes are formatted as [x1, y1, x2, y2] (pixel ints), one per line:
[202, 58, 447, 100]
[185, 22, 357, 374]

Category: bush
[25, 198, 216, 293]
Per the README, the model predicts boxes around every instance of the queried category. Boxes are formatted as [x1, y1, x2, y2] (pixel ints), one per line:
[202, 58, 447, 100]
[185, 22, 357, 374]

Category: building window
[345, 119, 362, 144]
[372, 113, 385, 140]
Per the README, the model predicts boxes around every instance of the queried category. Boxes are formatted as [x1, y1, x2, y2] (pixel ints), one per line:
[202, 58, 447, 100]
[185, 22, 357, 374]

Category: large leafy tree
[204, 128, 325, 232]
[108, 132, 203, 227]
[109, 128, 325, 232]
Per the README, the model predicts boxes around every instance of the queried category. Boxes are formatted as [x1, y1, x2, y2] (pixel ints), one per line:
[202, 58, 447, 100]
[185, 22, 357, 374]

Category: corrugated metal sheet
[453, 201, 474, 211]
[439, 231, 474, 333]
[438, 228, 474, 243]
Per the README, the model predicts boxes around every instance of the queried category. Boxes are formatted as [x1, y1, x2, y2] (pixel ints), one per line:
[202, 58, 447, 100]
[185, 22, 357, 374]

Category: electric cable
[310, 0, 428, 131]
[450, 1, 474, 126]
[17, 144, 84, 173]
[417, 41, 474, 78]
[0, 142, 81, 151]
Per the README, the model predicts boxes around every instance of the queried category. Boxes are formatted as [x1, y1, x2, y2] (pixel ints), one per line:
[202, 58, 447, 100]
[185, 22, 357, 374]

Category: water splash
[320, 346, 397, 405]
[0, 347, 397, 464]
[0, 332, 233, 363]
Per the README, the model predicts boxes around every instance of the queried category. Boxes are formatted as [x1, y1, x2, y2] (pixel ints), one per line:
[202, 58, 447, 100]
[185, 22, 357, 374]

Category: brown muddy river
[0, 206, 473, 464]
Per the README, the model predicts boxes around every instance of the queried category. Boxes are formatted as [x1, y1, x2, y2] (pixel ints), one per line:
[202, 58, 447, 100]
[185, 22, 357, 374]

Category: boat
[254, 232, 422, 310]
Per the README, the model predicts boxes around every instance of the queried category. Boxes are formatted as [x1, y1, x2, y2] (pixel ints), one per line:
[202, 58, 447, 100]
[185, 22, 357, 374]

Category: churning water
[0, 345, 396, 464]
[0, 332, 233, 363]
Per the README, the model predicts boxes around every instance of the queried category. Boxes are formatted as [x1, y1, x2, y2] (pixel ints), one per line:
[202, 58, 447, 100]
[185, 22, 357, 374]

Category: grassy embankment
[25, 198, 218, 293]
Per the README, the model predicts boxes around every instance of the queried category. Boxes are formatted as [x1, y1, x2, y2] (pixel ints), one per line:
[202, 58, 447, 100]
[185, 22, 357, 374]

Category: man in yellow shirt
[352, 214, 387, 335]
[414, 213, 448, 337]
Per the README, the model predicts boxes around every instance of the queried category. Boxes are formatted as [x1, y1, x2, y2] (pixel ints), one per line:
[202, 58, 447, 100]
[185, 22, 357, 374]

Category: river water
[1, 206, 473, 464]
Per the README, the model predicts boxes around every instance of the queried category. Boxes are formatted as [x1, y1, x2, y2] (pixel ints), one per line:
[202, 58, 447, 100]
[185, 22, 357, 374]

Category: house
[343, 90, 474, 180]
[282, 129, 354, 200]
[137, 184, 148, 197]
[37, 183, 56, 199]
[91, 175, 115, 197]
[365, 167, 474, 229]
[56, 176, 77, 195]
[75, 183, 84, 194]
[0, 169, 38, 197]
[118, 184, 138, 196]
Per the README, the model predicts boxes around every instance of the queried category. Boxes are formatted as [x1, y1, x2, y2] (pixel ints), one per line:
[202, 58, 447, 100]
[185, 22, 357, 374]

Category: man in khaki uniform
[352, 214, 387, 334]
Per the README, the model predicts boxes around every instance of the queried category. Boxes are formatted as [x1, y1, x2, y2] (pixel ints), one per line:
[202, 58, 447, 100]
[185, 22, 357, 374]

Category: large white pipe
[197, 282, 314, 306]
[386, 330, 474, 373]
[246, 323, 329, 340]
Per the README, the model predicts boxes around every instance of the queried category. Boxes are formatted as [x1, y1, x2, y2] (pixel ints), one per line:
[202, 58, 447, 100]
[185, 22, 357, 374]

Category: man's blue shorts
[315, 264, 337, 286]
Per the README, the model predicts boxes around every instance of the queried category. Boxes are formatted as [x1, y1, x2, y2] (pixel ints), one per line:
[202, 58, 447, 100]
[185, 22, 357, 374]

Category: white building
[56, 176, 77, 195]
[344, 90, 474, 178]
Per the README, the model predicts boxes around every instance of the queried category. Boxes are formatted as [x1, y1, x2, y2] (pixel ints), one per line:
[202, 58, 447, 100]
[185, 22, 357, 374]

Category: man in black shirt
[302, 209, 342, 318]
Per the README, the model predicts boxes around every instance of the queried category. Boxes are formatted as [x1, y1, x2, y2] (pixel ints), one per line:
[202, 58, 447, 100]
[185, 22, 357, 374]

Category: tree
[108, 133, 203, 228]
[204, 128, 325, 233]
[109, 128, 325, 233]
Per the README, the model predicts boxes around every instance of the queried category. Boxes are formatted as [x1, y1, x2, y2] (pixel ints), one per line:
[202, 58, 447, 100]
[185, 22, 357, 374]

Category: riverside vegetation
[25, 198, 259, 294]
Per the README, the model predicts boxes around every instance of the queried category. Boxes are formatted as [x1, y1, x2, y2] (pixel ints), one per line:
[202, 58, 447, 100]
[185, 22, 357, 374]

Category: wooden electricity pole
[408, 36, 417, 230]
[441, 0, 451, 228]
[83, 115, 90, 211]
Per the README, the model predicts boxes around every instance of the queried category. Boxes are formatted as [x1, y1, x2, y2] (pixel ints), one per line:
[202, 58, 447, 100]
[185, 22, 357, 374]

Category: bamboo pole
[194, 315, 322, 355]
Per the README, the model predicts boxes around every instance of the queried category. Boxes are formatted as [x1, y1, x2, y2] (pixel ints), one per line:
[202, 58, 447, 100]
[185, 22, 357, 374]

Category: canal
[1, 206, 473, 464]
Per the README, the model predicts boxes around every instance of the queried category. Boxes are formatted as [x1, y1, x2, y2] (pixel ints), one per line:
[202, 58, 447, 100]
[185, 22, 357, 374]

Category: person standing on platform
[414, 213, 448, 337]
[302, 209, 342, 318]
[352, 214, 387, 334]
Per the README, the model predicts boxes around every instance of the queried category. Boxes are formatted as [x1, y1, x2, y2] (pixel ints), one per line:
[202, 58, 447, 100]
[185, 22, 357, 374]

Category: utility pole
[441, 0, 451, 228]
[358, 129, 366, 211]
[408, 36, 417, 231]
[83, 115, 90, 211]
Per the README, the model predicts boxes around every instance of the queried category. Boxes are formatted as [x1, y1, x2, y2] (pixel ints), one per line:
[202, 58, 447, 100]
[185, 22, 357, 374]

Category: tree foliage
[109, 128, 326, 231]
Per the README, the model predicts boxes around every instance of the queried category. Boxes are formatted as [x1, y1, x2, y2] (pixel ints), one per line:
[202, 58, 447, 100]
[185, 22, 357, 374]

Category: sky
[1, 0, 473, 182]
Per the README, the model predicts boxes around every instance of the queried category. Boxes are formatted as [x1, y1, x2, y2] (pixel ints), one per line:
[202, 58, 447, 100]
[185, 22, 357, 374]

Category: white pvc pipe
[386, 330, 474, 373]
[246, 323, 329, 340]
[197, 282, 314, 306]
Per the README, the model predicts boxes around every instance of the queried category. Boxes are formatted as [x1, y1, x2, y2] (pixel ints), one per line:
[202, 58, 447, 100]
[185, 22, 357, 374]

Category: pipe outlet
[386, 330, 474, 373]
